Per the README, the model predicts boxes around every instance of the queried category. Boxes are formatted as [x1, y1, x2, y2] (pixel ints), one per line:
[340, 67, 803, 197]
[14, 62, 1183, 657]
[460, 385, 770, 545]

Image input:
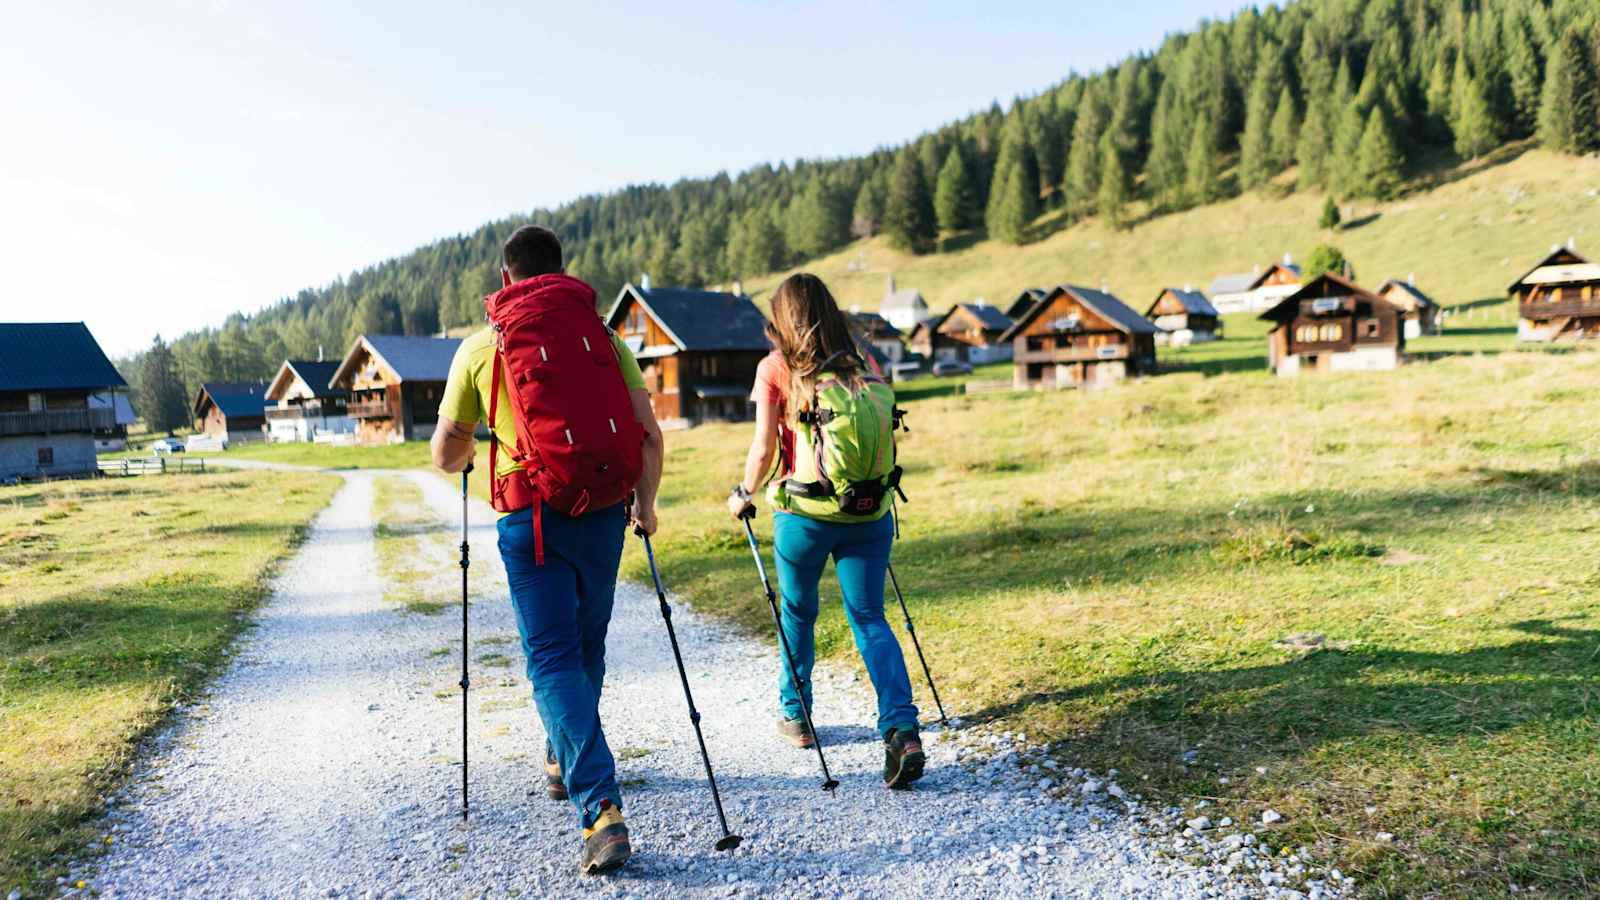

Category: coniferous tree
[1096, 132, 1132, 230]
[1502, 10, 1543, 136]
[851, 174, 886, 238]
[986, 116, 1039, 244]
[1064, 85, 1108, 214]
[1239, 62, 1280, 189]
[1319, 195, 1342, 229]
[1355, 106, 1405, 200]
[1304, 244, 1347, 280]
[1423, 51, 1455, 142]
[1144, 81, 1187, 209]
[785, 178, 850, 260]
[1268, 86, 1298, 174]
[883, 148, 937, 254]
[1452, 58, 1500, 158]
[138, 335, 190, 434]
[1183, 124, 1219, 205]
[1538, 25, 1600, 154]
[934, 144, 981, 232]
[727, 207, 786, 278]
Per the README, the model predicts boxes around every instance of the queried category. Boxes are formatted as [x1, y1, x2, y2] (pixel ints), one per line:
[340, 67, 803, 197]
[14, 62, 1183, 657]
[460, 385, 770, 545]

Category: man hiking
[432, 224, 664, 875]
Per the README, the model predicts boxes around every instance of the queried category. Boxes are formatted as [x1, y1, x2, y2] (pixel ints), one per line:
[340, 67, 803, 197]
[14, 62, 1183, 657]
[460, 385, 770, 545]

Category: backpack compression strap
[488, 345, 544, 565]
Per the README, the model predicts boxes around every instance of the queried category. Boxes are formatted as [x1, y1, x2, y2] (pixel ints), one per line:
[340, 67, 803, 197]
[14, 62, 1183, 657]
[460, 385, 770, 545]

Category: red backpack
[483, 273, 645, 563]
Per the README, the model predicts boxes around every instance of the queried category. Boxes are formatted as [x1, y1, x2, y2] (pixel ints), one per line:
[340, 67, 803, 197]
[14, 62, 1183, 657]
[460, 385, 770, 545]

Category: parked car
[149, 438, 185, 454]
[890, 361, 925, 381]
[932, 360, 973, 377]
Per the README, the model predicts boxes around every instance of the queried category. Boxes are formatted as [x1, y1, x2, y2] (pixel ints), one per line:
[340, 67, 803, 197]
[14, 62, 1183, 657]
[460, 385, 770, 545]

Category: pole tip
[715, 834, 744, 852]
[822, 779, 840, 793]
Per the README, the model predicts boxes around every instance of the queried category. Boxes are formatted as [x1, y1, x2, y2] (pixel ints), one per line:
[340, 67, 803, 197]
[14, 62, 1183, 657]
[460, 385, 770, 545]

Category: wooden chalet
[1374, 277, 1441, 339]
[1510, 245, 1600, 343]
[1260, 273, 1404, 376]
[0, 322, 126, 480]
[849, 311, 906, 364]
[1004, 288, 1048, 320]
[193, 382, 269, 444]
[328, 335, 459, 444]
[605, 283, 771, 429]
[999, 285, 1159, 390]
[264, 359, 353, 443]
[1146, 288, 1221, 345]
[1210, 256, 1301, 314]
[911, 302, 1015, 364]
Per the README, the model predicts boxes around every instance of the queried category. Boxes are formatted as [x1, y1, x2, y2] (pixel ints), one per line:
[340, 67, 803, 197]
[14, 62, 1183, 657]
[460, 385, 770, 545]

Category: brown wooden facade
[999, 285, 1159, 390]
[1261, 273, 1404, 376]
[1374, 279, 1442, 338]
[192, 383, 268, 443]
[328, 336, 456, 445]
[1145, 288, 1220, 343]
[1511, 247, 1600, 343]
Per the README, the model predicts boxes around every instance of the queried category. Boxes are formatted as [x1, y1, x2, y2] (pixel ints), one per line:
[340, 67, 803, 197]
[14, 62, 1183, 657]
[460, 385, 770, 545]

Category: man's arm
[431, 416, 476, 473]
[629, 388, 664, 535]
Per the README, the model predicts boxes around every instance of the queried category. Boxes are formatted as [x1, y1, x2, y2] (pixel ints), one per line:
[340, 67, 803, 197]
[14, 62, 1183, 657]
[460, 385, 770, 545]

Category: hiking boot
[883, 726, 926, 789]
[544, 747, 567, 801]
[776, 716, 816, 749]
[579, 800, 631, 875]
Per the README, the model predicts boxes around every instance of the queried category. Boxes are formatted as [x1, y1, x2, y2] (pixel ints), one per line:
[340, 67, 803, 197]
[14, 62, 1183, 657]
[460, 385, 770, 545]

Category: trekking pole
[458, 464, 473, 821]
[885, 563, 948, 727]
[637, 529, 744, 851]
[740, 514, 840, 792]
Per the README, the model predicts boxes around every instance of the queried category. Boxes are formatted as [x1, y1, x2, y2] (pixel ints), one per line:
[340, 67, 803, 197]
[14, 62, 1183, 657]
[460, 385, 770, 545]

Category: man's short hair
[503, 225, 563, 280]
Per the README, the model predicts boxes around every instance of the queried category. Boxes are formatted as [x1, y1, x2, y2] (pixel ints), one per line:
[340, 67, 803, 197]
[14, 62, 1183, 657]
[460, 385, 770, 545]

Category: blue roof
[1152, 288, 1219, 318]
[283, 360, 346, 398]
[606, 284, 770, 352]
[362, 335, 461, 382]
[0, 322, 127, 392]
[955, 303, 1014, 332]
[1001, 285, 1160, 341]
[196, 382, 269, 420]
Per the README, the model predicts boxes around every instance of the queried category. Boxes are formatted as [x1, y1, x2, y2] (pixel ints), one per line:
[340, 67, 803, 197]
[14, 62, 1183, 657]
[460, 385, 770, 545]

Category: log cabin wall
[1010, 292, 1145, 388]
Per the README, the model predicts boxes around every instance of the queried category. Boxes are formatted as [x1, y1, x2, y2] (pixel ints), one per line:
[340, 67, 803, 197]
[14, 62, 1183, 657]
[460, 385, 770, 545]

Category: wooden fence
[97, 456, 208, 477]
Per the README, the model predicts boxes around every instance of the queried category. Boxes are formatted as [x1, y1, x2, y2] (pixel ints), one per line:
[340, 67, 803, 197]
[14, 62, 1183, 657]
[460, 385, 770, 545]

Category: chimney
[1569, 236, 1577, 250]
[1407, 272, 1415, 286]
[849, 304, 862, 314]
[886, 273, 896, 296]
[641, 273, 652, 291]
[1283, 251, 1293, 265]
[317, 345, 324, 362]
[1100, 277, 1110, 292]
[1253, 263, 1262, 274]
[1182, 282, 1192, 292]
[732, 279, 744, 296]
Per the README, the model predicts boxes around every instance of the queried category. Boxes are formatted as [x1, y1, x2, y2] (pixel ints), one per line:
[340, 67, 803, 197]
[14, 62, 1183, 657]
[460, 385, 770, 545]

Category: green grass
[627, 348, 1600, 898]
[0, 470, 339, 894]
[371, 476, 455, 614]
[199, 440, 431, 470]
[744, 144, 1600, 322]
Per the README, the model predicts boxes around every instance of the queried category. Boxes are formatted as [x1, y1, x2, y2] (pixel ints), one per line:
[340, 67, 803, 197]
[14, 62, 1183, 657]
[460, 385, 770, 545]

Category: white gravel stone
[1262, 809, 1284, 825]
[65, 468, 1318, 898]
[1187, 816, 1213, 831]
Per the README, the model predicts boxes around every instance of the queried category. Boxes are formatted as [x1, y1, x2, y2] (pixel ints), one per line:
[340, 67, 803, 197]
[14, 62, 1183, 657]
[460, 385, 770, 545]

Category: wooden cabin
[1510, 246, 1600, 343]
[1004, 288, 1048, 320]
[0, 322, 126, 480]
[1374, 277, 1441, 339]
[849, 311, 906, 364]
[913, 302, 1014, 364]
[193, 382, 269, 445]
[1210, 257, 1302, 314]
[328, 335, 459, 444]
[605, 283, 771, 429]
[264, 359, 353, 443]
[1146, 288, 1220, 346]
[1260, 273, 1404, 376]
[999, 285, 1159, 390]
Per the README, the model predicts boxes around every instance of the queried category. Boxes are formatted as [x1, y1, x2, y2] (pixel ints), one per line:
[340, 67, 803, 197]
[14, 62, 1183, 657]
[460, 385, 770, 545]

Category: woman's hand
[727, 487, 756, 521]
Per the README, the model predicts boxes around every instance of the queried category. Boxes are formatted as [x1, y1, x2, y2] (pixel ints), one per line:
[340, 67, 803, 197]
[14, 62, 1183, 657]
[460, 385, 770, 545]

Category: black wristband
[731, 484, 753, 502]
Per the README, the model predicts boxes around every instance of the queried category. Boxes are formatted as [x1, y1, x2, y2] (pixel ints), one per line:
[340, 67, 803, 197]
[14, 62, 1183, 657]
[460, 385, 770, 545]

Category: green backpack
[770, 357, 907, 523]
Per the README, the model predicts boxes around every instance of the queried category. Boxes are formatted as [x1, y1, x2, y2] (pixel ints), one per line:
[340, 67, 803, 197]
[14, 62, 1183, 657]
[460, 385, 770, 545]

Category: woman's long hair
[766, 273, 864, 418]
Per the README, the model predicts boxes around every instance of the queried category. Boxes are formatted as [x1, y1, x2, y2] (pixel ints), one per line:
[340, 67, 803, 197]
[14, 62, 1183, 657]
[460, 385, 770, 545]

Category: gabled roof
[266, 360, 346, 402]
[1247, 262, 1301, 290]
[1208, 272, 1258, 296]
[1259, 273, 1395, 323]
[605, 284, 770, 352]
[194, 382, 269, 420]
[1147, 288, 1219, 318]
[951, 303, 1014, 333]
[331, 335, 461, 387]
[1374, 280, 1438, 310]
[850, 311, 902, 340]
[1508, 246, 1595, 291]
[1005, 288, 1048, 320]
[0, 322, 127, 392]
[1000, 285, 1161, 342]
[880, 288, 927, 313]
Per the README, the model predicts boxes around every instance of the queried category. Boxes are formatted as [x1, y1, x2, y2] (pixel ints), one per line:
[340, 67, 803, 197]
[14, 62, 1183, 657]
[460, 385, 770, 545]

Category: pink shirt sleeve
[751, 352, 786, 407]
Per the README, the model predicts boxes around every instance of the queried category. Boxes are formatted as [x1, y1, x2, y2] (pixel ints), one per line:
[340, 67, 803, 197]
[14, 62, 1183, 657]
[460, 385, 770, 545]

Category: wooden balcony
[0, 408, 115, 436]
[1015, 343, 1129, 364]
[346, 398, 391, 419]
[1519, 297, 1600, 321]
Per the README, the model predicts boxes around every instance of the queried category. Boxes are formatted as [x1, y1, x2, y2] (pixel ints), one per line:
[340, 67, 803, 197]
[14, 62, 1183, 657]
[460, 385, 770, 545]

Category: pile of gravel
[46, 470, 1340, 899]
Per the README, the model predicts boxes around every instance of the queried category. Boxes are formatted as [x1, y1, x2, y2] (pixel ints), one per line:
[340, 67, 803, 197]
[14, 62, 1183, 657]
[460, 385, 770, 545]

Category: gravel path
[64, 470, 1332, 899]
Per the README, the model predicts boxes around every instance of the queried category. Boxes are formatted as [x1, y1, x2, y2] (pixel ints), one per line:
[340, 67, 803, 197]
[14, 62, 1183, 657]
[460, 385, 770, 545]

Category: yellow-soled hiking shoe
[544, 748, 567, 801]
[579, 800, 631, 875]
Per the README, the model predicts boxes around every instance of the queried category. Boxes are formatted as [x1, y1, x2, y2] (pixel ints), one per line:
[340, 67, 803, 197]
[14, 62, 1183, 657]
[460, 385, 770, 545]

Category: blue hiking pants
[497, 501, 625, 828]
[771, 511, 919, 739]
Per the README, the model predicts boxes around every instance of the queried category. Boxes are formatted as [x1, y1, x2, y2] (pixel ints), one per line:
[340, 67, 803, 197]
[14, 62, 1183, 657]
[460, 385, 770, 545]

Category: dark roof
[1375, 280, 1438, 309]
[954, 303, 1015, 332]
[605, 284, 770, 352]
[1000, 285, 1161, 342]
[362, 335, 461, 382]
[1508, 246, 1592, 291]
[0, 322, 126, 392]
[1208, 272, 1257, 295]
[850, 311, 902, 339]
[1247, 262, 1302, 290]
[1005, 288, 1048, 320]
[196, 382, 269, 420]
[1148, 288, 1219, 318]
[289, 360, 344, 395]
[1258, 273, 1393, 322]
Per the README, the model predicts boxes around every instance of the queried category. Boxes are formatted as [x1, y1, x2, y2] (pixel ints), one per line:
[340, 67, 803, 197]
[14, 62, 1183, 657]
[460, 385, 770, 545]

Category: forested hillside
[129, 0, 1600, 430]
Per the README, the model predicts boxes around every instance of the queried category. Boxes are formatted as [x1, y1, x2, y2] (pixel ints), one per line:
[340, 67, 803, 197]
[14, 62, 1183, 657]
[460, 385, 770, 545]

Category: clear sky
[1, 1, 1246, 357]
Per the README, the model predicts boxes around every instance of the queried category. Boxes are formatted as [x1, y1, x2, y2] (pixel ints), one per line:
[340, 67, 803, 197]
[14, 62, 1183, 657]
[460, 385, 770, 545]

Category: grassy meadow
[743, 145, 1600, 319]
[625, 346, 1600, 898]
[0, 471, 339, 894]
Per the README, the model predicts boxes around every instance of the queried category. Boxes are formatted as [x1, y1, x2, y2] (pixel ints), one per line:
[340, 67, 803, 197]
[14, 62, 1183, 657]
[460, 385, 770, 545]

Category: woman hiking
[727, 272, 926, 789]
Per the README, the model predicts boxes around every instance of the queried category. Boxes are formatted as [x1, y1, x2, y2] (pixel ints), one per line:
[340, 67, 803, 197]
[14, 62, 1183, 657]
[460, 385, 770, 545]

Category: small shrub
[1217, 523, 1384, 565]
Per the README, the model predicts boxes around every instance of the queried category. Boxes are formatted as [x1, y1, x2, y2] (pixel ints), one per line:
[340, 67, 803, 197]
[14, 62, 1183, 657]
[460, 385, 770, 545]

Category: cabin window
[28, 393, 44, 412]
[700, 356, 721, 377]
[1319, 323, 1343, 341]
[37, 447, 54, 467]
[1361, 319, 1380, 338]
